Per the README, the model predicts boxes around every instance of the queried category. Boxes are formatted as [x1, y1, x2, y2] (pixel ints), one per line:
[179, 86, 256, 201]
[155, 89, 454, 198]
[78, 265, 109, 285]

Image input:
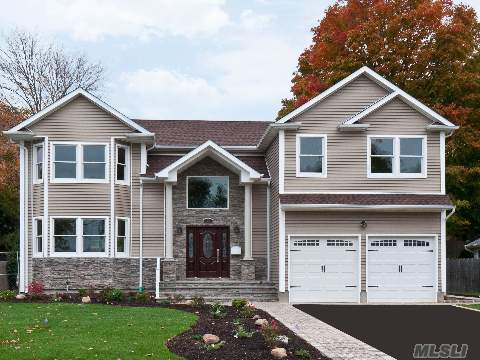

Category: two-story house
[4, 67, 457, 303]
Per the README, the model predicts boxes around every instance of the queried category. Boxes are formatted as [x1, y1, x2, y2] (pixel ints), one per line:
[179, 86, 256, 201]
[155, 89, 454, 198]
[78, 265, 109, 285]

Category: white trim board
[5, 89, 153, 135]
[276, 66, 456, 128]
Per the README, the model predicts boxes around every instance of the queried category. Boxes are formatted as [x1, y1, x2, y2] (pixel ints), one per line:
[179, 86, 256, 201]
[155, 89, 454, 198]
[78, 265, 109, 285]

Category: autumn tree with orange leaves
[279, 0, 480, 251]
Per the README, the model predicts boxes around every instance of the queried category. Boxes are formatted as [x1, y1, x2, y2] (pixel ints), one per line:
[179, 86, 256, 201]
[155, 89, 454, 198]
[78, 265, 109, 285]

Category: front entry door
[186, 227, 230, 278]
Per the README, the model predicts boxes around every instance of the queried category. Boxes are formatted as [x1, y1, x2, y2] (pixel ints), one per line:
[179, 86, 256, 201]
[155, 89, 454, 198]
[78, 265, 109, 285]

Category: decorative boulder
[252, 314, 261, 320]
[254, 318, 268, 327]
[271, 347, 287, 359]
[81, 296, 91, 304]
[202, 334, 220, 345]
[15, 294, 26, 300]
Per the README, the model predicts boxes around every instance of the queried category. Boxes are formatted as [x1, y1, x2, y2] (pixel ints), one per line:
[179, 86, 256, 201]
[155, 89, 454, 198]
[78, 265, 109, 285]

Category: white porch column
[244, 183, 253, 260]
[165, 182, 174, 259]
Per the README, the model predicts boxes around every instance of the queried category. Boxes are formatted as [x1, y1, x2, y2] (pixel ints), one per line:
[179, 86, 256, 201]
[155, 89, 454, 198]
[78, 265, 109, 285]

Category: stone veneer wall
[172, 157, 245, 280]
[32, 258, 157, 290]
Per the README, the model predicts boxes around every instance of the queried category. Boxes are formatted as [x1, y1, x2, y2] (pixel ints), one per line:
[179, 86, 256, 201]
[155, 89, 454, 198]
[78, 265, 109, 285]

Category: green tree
[279, 0, 480, 247]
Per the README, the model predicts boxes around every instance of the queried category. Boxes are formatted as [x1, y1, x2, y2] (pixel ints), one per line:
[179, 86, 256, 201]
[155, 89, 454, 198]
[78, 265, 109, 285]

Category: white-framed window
[33, 217, 43, 256]
[51, 216, 108, 257]
[51, 142, 108, 183]
[367, 135, 426, 178]
[33, 144, 44, 183]
[296, 134, 327, 177]
[115, 144, 130, 185]
[116, 217, 129, 256]
[187, 176, 229, 209]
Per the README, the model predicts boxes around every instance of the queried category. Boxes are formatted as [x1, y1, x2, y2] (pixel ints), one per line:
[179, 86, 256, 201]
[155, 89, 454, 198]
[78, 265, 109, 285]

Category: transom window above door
[52, 143, 108, 183]
[187, 176, 229, 209]
[296, 134, 327, 177]
[368, 136, 426, 178]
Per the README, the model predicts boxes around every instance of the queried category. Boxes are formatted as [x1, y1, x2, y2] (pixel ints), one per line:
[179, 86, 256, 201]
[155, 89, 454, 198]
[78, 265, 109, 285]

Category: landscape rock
[15, 294, 26, 300]
[202, 334, 220, 345]
[81, 296, 91, 304]
[255, 318, 268, 327]
[271, 347, 287, 359]
[185, 300, 193, 305]
[252, 314, 261, 320]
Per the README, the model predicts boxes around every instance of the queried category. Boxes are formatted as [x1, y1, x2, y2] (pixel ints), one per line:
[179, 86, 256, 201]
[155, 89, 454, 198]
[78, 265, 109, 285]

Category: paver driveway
[295, 304, 479, 360]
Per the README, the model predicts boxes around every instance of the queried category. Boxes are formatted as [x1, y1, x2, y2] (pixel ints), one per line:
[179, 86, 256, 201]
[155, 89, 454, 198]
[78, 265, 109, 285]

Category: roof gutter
[280, 204, 454, 211]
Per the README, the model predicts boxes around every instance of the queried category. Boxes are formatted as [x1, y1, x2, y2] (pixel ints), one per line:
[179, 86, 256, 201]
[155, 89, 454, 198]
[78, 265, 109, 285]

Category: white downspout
[266, 181, 271, 282]
[18, 142, 26, 293]
[139, 179, 144, 289]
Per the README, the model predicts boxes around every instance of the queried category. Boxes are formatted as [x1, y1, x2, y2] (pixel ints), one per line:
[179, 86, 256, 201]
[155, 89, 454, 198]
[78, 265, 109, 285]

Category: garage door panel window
[293, 239, 320, 247]
[404, 239, 430, 247]
[368, 136, 426, 178]
[327, 239, 353, 247]
[371, 239, 397, 247]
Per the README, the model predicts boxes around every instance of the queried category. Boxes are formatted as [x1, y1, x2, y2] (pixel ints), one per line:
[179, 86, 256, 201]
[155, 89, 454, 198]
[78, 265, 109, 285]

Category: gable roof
[5, 88, 153, 135]
[276, 66, 457, 128]
[155, 140, 263, 183]
[134, 119, 271, 147]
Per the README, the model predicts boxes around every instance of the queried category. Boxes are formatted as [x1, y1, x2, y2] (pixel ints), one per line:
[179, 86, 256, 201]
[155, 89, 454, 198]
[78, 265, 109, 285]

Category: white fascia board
[154, 140, 262, 182]
[280, 204, 453, 211]
[337, 124, 370, 131]
[343, 92, 399, 125]
[276, 66, 457, 128]
[427, 124, 459, 132]
[6, 88, 153, 135]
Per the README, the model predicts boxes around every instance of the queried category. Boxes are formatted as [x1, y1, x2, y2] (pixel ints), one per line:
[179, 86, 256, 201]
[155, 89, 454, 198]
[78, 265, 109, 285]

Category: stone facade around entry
[171, 157, 252, 280]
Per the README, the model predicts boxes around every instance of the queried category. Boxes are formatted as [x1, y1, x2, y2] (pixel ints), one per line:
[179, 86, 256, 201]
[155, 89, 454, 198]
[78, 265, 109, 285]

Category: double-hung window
[115, 145, 129, 184]
[116, 218, 129, 256]
[52, 143, 107, 182]
[368, 136, 426, 177]
[296, 134, 327, 177]
[33, 218, 43, 256]
[33, 144, 44, 183]
[52, 217, 107, 256]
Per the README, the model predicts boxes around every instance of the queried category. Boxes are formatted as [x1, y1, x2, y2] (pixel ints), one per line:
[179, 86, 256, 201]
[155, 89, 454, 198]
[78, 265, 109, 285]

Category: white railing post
[155, 257, 160, 299]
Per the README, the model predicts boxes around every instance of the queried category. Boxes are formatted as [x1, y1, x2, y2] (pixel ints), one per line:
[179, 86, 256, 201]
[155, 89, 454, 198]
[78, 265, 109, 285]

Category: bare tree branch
[0, 30, 104, 114]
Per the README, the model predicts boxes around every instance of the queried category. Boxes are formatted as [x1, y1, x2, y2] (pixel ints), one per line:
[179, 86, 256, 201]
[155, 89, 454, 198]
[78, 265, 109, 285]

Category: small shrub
[158, 299, 171, 306]
[27, 280, 44, 297]
[0, 290, 16, 300]
[231, 298, 248, 310]
[172, 294, 185, 303]
[191, 296, 205, 307]
[210, 303, 227, 319]
[233, 318, 243, 326]
[78, 288, 87, 297]
[261, 319, 279, 348]
[203, 341, 225, 351]
[134, 291, 150, 303]
[191, 334, 203, 341]
[99, 288, 123, 303]
[295, 348, 311, 359]
[234, 325, 255, 339]
[240, 303, 256, 319]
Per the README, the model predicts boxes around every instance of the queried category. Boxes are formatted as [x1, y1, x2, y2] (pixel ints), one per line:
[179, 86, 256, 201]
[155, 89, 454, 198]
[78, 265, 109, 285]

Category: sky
[0, 0, 479, 121]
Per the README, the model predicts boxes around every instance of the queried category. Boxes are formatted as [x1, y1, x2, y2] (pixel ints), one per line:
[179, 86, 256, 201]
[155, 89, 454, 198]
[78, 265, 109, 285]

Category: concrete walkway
[255, 302, 395, 360]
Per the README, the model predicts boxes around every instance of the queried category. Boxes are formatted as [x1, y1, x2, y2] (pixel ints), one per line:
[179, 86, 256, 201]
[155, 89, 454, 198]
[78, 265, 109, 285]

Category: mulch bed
[167, 305, 328, 360]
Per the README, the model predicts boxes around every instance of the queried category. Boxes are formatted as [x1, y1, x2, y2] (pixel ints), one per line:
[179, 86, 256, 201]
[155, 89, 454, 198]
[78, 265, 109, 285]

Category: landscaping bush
[231, 298, 248, 310]
[78, 288, 87, 297]
[295, 348, 311, 359]
[210, 302, 227, 319]
[172, 294, 185, 303]
[203, 341, 225, 352]
[0, 289, 16, 300]
[27, 280, 44, 297]
[134, 291, 150, 303]
[261, 319, 279, 348]
[233, 324, 255, 339]
[240, 303, 256, 318]
[99, 288, 124, 303]
[191, 296, 205, 307]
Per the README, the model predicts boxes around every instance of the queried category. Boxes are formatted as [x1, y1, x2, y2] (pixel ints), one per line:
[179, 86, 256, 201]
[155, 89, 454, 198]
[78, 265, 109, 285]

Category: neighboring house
[465, 239, 480, 259]
[4, 67, 457, 303]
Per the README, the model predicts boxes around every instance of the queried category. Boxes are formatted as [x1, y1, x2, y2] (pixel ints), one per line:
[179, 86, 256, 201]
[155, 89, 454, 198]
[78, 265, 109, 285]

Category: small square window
[297, 135, 326, 176]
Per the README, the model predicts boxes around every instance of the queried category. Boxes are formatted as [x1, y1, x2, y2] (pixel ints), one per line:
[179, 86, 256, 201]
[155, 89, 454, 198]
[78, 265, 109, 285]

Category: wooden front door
[186, 226, 230, 278]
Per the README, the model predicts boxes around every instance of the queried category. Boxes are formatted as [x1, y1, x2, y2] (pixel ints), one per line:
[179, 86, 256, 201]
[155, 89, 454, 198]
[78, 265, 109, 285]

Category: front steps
[157, 279, 278, 302]
[444, 294, 480, 304]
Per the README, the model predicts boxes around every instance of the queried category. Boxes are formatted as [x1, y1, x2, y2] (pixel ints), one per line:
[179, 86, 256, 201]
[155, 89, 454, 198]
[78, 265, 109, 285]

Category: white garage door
[289, 236, 360, 303]
[367, 236, 437, 303]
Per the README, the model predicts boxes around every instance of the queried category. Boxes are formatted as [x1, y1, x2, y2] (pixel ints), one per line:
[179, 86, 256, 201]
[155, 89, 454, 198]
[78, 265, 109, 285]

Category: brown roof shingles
[280, 194, 453, 207]
[134, 119, 271, 147]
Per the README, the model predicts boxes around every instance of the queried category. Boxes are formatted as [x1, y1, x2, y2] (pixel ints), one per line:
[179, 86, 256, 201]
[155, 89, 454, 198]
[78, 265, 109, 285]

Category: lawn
[464, 304, 480, 310]
[0, 302, 197, 359]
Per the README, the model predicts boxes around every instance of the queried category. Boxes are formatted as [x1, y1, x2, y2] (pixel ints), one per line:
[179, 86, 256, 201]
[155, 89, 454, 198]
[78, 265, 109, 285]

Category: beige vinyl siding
[28, 97, 133, 140]
[284, 76, 441, 193]
[265, 137, 279, 287]
[284, 211, 442, 292]
[142, 183, 164, 257]
[252, 183, 268, 258]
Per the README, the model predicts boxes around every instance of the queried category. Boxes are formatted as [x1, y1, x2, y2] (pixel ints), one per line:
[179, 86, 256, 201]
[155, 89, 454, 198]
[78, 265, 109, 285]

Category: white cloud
[0, 0, 230, 41]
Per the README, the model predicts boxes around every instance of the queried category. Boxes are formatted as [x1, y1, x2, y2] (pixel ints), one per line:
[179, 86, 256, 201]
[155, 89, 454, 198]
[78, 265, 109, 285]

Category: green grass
[464, 304, 480, 310]
[0, 302, 197, 359]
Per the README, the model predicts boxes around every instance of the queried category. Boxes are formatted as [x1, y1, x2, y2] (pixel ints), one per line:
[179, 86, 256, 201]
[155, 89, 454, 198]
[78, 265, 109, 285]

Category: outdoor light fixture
[360, 220, 367, 229]
[234, 225, 240, 234]
[176, 224, 182, 235]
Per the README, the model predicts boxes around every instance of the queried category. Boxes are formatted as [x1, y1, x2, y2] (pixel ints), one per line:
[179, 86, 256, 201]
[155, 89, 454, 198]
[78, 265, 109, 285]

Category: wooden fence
[447, 258, 480, 294]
